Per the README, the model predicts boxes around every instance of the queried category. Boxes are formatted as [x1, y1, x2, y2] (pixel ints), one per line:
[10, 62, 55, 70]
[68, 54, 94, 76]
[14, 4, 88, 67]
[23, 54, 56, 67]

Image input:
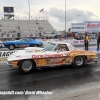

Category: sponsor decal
[0, 57, 7, 61]
[80, 52, 85, 54]
[0, 51, 15, 61]
[73, 40, 78, 43]
[80, 40, 84, 42]
[32, 54, 64, 58]
[87, 23, 100, 29]
[50, 58, 62, 64]
[46, 59, 50, 64]
[35, 50, 40, 52]
[66, 58, 71, 63]
[19, 44, 29, 48]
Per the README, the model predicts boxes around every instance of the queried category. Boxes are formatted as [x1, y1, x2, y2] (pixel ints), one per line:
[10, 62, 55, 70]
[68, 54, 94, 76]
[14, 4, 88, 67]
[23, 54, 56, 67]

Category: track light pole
[28, 0, 30, 20]
[65, 0, 66, 33]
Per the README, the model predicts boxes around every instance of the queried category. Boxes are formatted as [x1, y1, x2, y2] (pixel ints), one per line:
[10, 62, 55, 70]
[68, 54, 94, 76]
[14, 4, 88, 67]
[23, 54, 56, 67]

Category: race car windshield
[20, 38, 30, 42]
[43, 43, 56, 51]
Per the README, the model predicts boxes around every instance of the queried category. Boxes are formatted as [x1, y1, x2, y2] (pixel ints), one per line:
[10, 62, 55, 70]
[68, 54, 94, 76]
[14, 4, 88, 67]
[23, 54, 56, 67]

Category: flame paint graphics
[34, 57, 71, 66]
[50, 58, 65, 64]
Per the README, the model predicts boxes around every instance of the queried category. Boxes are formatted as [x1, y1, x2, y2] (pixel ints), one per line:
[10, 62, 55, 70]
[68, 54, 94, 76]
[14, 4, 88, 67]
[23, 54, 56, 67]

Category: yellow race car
[7, 42, 97, 73]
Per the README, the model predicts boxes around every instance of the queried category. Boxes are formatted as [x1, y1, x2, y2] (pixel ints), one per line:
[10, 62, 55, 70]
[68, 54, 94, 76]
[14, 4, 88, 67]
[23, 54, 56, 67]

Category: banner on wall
[0, 51, 14, 57]
[72, 39, 96, 44]
[86, 23, 100, 32]
[0, 51, 15, 61]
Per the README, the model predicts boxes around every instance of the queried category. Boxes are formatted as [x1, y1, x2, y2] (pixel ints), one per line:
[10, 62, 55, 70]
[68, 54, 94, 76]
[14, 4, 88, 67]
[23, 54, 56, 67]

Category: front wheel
[19, 60, 34, 73]
[8, 44, 15, 50]
[72, 56, 85, 67]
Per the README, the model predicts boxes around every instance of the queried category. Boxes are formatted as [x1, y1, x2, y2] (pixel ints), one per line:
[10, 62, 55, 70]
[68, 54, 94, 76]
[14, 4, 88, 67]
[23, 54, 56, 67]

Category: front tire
[8, 44, 15, 50]
[19, 60, 34, 73]
[72, 56, 85, 67]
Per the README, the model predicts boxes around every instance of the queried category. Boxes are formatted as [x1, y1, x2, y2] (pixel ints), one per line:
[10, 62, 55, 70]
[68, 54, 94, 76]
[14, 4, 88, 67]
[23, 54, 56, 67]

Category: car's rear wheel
[19, 60, 34, 73]
[8, 44, 15, 50]
[72, 56, 85, 67]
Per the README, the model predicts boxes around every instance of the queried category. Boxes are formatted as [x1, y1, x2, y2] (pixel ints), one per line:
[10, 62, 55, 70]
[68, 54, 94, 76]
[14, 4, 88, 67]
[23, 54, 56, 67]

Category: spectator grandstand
[0, 19, 57, 40]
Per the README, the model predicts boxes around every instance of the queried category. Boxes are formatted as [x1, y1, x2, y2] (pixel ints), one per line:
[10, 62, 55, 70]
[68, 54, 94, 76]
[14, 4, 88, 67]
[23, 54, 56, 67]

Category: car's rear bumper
[7, 61, 19, 68]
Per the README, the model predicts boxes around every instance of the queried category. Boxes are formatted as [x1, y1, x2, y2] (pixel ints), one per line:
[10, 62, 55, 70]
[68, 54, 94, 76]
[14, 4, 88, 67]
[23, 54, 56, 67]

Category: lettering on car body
[32, 54, 64, 58]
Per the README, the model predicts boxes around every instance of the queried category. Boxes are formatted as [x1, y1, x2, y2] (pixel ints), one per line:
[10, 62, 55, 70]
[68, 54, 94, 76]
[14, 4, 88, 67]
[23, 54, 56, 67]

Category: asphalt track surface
[0, 53, 99, 100]
[0, 46, 100, 100]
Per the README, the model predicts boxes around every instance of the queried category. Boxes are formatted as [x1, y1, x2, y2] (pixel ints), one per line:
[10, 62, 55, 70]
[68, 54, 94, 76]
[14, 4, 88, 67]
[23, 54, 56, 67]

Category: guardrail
[0, 39, 97, 48]
[40, 39, 97, 46]
[0, 39, 97, 61]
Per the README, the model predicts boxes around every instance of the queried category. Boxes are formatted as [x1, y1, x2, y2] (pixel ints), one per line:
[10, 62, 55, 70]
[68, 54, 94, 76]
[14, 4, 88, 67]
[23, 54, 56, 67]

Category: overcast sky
[0, 0, 100, 31]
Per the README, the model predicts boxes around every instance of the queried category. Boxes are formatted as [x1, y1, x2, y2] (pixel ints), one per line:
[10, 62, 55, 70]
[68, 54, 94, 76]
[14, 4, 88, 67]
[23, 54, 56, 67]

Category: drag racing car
[7, 42, 97, 73]
[3, 38, 43, 50]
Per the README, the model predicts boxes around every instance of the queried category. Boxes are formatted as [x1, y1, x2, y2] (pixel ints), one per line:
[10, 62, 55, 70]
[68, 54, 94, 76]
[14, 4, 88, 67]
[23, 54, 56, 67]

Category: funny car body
[7, 42, 97, 73]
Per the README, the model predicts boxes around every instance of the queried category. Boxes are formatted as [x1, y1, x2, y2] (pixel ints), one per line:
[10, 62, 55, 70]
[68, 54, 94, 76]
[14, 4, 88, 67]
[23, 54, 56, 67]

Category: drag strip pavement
[0, 55, 100, 100]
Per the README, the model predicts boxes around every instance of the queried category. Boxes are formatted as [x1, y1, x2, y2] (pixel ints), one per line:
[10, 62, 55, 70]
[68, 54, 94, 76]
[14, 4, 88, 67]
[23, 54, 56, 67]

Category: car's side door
[48, 44, 70, 67]
[18, 38, 30, 48]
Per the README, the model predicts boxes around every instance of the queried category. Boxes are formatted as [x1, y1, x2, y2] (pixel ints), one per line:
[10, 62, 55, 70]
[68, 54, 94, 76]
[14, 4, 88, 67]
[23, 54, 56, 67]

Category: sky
[0, 0, 100, 31]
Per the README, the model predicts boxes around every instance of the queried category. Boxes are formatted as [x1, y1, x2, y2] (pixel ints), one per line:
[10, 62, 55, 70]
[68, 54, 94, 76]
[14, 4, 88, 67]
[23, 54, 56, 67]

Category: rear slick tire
[19, 60, 34, 73]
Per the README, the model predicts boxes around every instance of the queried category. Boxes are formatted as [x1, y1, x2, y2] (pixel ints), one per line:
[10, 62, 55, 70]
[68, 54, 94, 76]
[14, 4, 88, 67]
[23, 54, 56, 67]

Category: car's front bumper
[86, 57, 98, 64]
